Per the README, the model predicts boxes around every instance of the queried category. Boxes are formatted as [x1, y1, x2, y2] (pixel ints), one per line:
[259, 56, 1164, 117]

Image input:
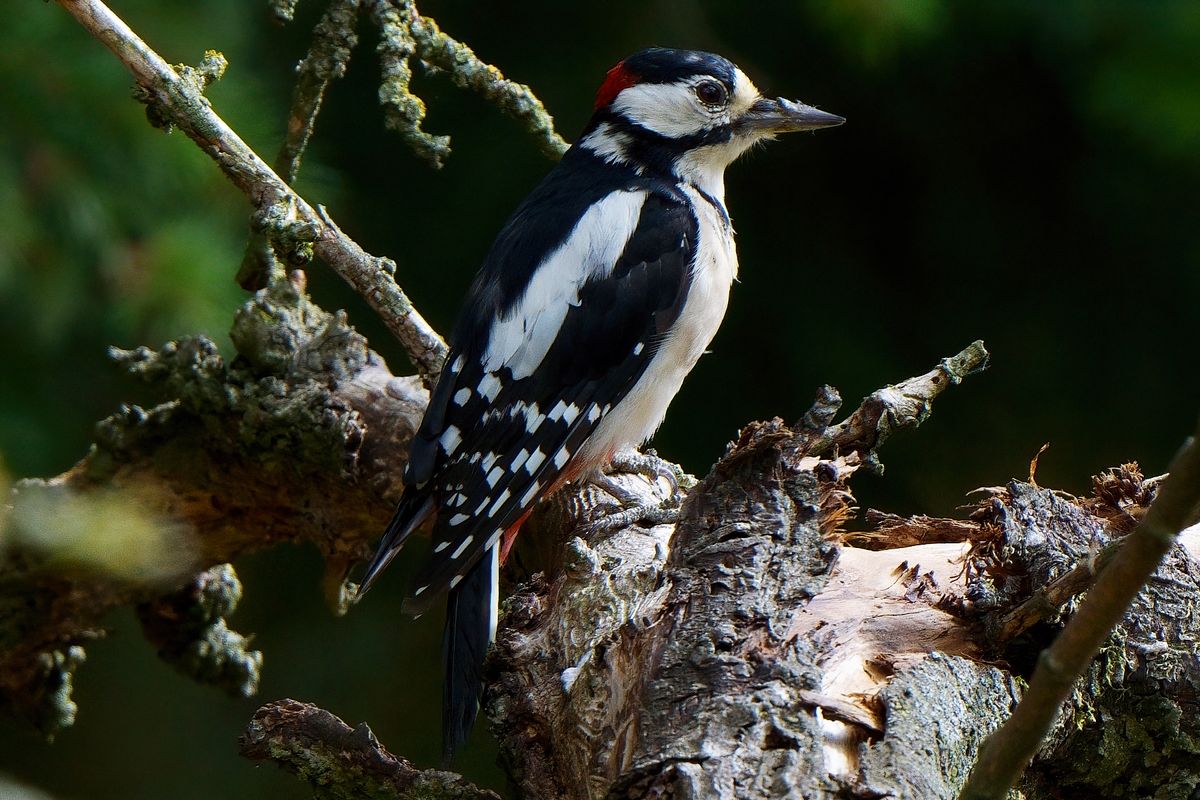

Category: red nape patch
[594, 61, 638, 110]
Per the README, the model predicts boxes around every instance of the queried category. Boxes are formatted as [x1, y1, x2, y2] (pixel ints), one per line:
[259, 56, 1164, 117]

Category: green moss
[138, 564, 262, 698]
[29, 646, 86, 739]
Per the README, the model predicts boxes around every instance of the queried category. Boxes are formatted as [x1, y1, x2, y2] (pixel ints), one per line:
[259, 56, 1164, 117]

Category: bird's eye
[694, 80, 728, 107]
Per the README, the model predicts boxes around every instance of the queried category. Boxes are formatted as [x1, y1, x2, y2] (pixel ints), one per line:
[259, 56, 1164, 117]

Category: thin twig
[370, 0, 449, 167]
[369, 0, 568, 168]
[989, 537, 1122, 643]
[238, 0, 363, 290]
[275, 0, 362, 184]
[404, 2, 568, 161]
[807, 340, 991, 466]
[55, 0, 448, 385]
[959, 419, 1200, 799]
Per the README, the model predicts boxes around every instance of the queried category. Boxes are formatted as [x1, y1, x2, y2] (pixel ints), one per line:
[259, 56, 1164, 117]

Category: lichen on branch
[370, 0, 568, 168]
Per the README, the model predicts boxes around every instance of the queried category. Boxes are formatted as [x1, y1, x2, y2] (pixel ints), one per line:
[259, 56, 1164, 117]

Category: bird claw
[584, 500, 681, 537]
[605, 448, 692, 505]
[583, 449, 690, 535]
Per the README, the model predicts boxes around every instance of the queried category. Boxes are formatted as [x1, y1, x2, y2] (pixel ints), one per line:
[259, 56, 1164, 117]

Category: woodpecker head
[580, 48, 843, 192]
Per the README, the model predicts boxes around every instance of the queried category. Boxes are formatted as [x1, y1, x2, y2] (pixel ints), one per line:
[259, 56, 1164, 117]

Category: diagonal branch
[959, 417, 1200, 799]
[54, 0, 449, 385]
[240, 0, 363, 290]
[240, 699, 501, 800]
[807, 339, 990, 468]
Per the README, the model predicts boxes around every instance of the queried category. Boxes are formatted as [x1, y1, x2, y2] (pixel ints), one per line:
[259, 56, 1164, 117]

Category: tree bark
[0, 274, 420, 733]
[14, 3, 1200, 796]
[4, 283, 1198, 798]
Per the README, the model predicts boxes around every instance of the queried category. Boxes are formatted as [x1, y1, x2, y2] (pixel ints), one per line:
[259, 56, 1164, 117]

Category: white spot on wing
[454, 387, 471, 405]
[525, 448, 546, 473]
[554, 449, 569, 469]
[511, 448, 531, 471]
[479, 373, 502, 402]
[525, 404, 546, 432]
[520, 482, 540, 506]
[563, 404, 579, 425]
[450, 355, 465, 374]
[487, 545, 500, 644]
[434, 540, 449, 553]
[488, 489, 511, 517]
[633, 342, 645, 355]
[482, 452, 498, 471]
[548, 400, 567, 422]
[448, 513, 469, 526]
[486, 466, 504, 487]
[451, 535, 473, 560]
[586, 404, 601, 422]
[450, 574, 463, 589]
[440, 425, 462, 455]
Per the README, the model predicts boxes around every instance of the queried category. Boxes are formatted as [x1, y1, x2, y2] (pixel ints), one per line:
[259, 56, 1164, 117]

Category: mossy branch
[55, 0, 449, 385]
[370, 0, 568, 168]
[240, 699, 501, 800]
[0, 274, 423, 737]
[808, 339, 990, 469]
[239, 0, 363, 290]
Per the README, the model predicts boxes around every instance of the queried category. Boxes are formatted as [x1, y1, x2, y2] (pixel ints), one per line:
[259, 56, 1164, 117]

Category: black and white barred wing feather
[413, 189, 694, 604]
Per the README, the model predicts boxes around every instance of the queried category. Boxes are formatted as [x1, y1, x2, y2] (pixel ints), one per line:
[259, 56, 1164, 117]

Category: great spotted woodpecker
[358, 47, 842, 761]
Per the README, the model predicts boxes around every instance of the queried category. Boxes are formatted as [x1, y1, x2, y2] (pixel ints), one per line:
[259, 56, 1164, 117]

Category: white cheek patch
[612, 80, 715, 138]
[730, 68, 760, 117]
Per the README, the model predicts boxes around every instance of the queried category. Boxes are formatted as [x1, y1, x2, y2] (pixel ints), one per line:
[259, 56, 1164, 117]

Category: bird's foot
[584, 450, 692, 535]
[584, 499, 680, 536]
[607, 448, 693, 504]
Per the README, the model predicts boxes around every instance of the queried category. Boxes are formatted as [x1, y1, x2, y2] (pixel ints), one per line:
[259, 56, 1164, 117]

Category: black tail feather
[441, 543, 499, 765]
[357, 493, 435, 599]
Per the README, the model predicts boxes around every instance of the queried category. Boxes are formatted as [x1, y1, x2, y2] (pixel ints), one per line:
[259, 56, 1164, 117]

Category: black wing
[405, 188, 697, 607]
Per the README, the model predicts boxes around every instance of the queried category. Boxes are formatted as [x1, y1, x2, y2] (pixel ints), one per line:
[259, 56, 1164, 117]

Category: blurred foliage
[4, 481, 193, 583]
[1, 1, 1198, 798]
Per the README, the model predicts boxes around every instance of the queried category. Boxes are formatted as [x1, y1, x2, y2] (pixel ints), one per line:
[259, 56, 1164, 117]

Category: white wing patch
[483, 190, 649, 380]
[440, 425, 462, 455]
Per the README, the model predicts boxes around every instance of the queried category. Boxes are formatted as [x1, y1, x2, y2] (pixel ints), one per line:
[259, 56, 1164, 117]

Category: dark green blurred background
[2, 1, 1198, 797]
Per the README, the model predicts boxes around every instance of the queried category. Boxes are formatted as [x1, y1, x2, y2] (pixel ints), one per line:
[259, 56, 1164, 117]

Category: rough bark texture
[488, 418, 1200, 799]
[968, 471, 1200, 800]
[240, 699, 502, 800]
[0, 272, 422, 735]
[490, 412, 1021, 800]
[4, 276, 1198, 800]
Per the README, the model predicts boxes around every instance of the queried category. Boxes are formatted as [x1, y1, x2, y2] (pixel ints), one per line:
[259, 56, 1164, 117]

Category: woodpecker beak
[737, 97, 845, 135]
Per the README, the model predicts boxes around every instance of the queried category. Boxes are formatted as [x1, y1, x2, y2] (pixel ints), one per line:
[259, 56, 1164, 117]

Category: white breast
[577, 185, 737, 467]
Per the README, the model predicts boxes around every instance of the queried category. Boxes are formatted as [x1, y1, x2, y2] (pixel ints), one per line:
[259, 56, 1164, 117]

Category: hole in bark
[1004, 620, 1061, 679]
[763, 723, 800, 750]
